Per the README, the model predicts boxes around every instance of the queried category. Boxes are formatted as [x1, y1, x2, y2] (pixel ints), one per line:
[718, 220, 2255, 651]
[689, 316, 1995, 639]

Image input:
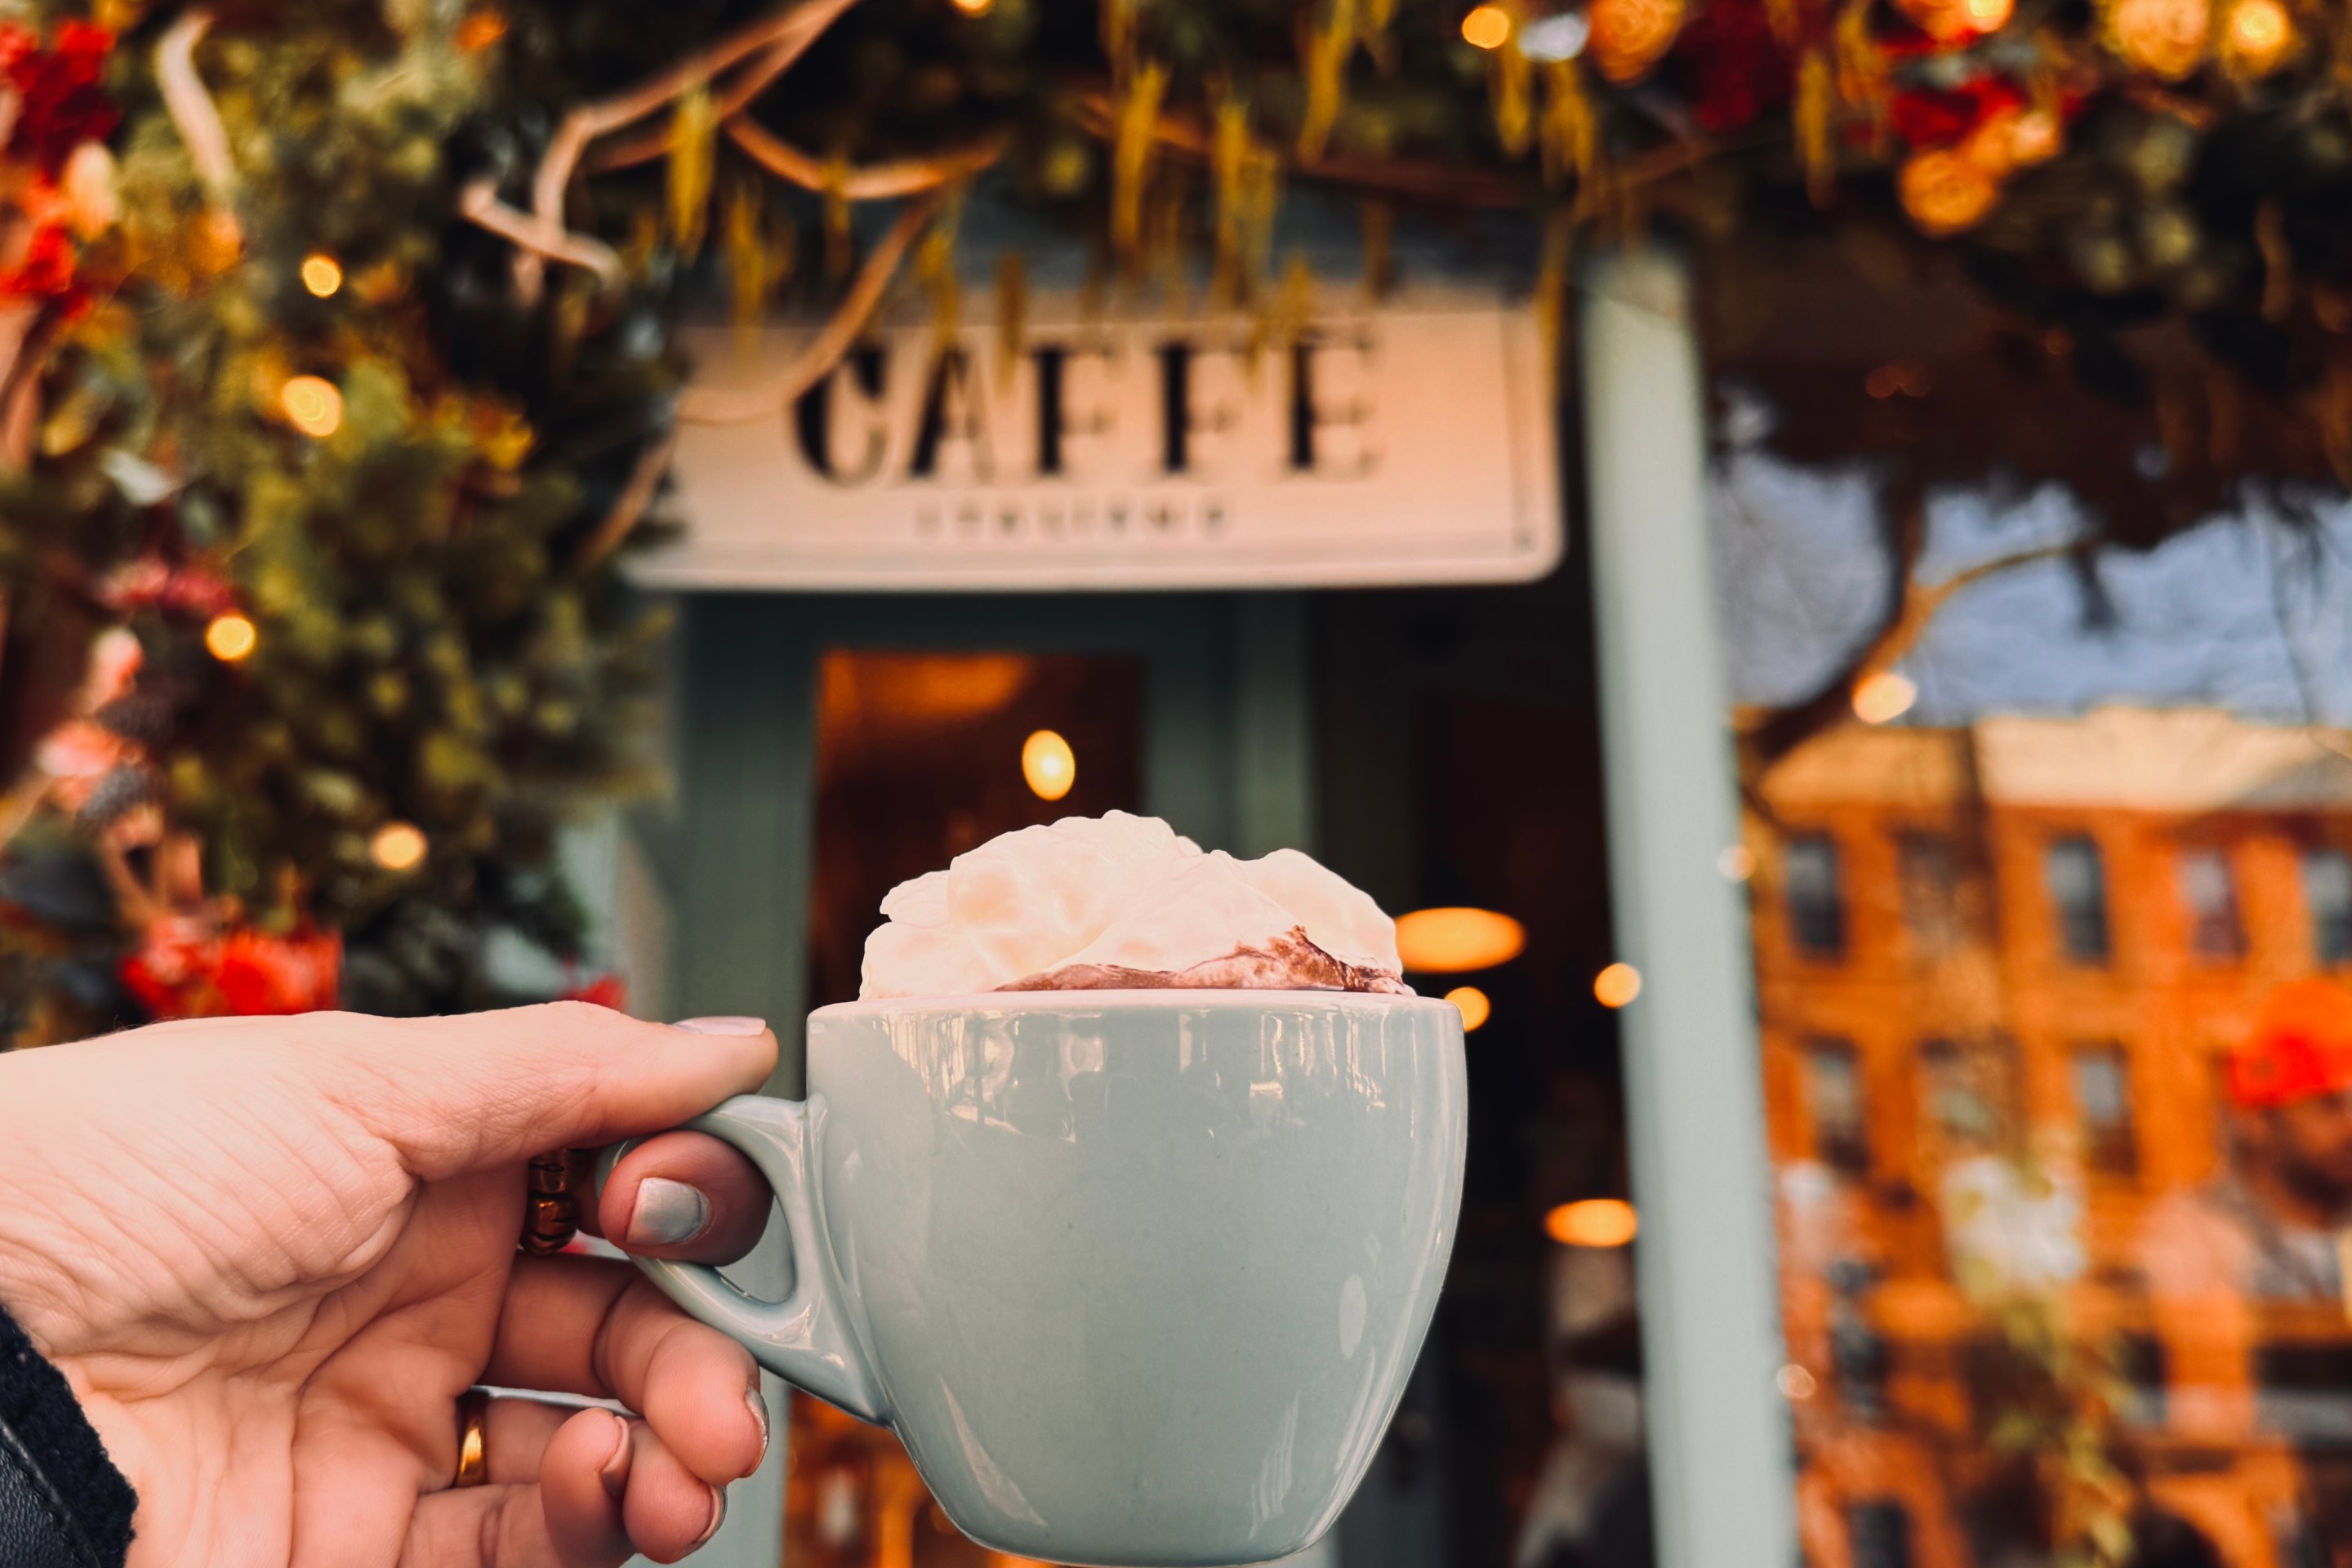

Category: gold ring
[455, 1388, 491, 1488]
[522, 1151, 581, 1255]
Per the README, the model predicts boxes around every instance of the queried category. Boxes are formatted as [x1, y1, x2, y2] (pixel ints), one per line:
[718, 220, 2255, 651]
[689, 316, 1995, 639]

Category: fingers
[485, 1255, 768, 1487]
[317, 1005, 777, 1181]
[590, 1131, 772, 1265]
[538, 1408, 633, 1565]
[403, 1411, 728, 1567]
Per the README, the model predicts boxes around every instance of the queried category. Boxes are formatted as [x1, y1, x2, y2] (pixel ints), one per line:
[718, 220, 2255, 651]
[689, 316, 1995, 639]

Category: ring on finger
[455, 1388, 491, 1488]
[522, 1150, 581, 1254]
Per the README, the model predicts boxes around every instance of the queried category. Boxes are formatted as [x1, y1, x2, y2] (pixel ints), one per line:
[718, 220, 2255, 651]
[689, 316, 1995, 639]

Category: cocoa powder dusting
[999, 926, 1413, 995]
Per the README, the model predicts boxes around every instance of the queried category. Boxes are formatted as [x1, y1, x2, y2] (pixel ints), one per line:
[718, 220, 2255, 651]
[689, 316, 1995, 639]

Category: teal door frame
[671, 589, 1316, 1096]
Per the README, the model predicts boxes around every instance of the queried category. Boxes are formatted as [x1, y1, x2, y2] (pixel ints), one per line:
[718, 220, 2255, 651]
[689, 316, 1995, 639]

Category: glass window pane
[2046, 835, 2110, 965]
[1806, 1037, 1868, 1174]
[1785, 834, 1846, 959]
[2071, 1045, 2137, 1178]
[2305, 849, 2352, 968]
[1897, 831, 1962, 959]
[2176, 846, 2244, 962]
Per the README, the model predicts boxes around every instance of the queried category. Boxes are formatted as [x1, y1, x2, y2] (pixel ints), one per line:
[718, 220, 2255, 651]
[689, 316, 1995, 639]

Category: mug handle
[597, 1093, 890, 1425]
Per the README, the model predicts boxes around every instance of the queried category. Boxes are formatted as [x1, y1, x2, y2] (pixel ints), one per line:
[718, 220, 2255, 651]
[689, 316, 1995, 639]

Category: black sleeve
[0, 1303, 135, 1568]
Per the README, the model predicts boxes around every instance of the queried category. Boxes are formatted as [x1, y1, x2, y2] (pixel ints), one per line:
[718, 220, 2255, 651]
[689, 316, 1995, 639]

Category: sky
[1709, 439, 2352, 726]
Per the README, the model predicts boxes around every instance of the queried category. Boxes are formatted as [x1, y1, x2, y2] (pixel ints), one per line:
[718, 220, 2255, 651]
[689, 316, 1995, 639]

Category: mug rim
[812, 988, 1459, 1022]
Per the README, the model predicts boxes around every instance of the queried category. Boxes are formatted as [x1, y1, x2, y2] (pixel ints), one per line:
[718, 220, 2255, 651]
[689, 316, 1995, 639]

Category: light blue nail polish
[626, 1177, 710, 1247]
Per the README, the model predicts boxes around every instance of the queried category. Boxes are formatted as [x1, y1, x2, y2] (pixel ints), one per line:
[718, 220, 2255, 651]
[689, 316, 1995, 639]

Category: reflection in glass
[2305, 848, 2352, 969]
[1805, 1037, 1869, 1174]
[2070, 1044, 2138, 1179]
[1786, 834, 1846, 960]
[2046, 835, 2110, 965]
[1846, 1501, 1915, 1568]
[1897, 831, 1962, 960]
[2177, 847, 2245, 963]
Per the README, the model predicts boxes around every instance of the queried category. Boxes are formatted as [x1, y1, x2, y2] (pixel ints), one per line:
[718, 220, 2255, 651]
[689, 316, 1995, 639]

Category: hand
[0, 1004, 786, 1568]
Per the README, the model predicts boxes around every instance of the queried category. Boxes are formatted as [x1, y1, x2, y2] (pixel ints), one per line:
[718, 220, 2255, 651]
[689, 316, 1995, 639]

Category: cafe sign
[633, 290, 1562, 590]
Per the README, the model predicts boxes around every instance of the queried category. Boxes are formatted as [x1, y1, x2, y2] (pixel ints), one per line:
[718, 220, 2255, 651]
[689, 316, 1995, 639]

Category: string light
[300, 253, 343, 297]
[1022, 729, 1076, 800]
[370, 822, 429, 871]
[2225, 0, 2294, 74]
[1851, 670, 1918, 724]
[951, 0, 996, 13]
[279, 375, 343, 438]
[1396, 907, 1526, 972]
[1461, 4, 1512, 47]
[1444, 986, 1492, 1031]
[1593, 961, 1642, 1008]
[1546, 1198, 1638, 1246]
[204, 613, 257, 663]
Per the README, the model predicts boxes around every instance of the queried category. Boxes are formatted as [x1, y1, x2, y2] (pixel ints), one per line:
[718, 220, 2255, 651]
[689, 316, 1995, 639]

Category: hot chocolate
[858, 810, 1410, 998]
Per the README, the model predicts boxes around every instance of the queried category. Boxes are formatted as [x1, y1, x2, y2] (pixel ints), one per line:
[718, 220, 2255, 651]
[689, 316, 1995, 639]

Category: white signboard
[635, 290, 1562, 590]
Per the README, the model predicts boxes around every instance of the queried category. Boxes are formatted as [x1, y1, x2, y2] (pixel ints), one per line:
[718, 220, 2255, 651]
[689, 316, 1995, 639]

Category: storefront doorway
[660, 552, 1642, 1568]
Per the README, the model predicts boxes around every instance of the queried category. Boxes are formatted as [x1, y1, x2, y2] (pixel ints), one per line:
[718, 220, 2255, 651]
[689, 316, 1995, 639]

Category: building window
[1806, 1037, 1869, 1174]
[2072, 1044, 2138, 1178]
[1785, 834, 1846, 959]
[2176, 846, 2244, 961]
[1918, 1038, 1978, 1155]
[1846, 1501, 1915, 1568]
[1897, 831, 1963, 958]
[2045, 835, 2109, 964]
[2305, 849, 2352, 967]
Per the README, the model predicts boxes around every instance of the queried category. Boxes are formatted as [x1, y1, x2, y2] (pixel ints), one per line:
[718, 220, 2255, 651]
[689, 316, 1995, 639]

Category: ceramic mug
[604, 990, 1466, 1567]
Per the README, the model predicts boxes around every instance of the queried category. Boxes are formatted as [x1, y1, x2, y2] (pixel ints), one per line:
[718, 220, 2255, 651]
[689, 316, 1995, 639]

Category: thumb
[310, 1003, 777, 1178]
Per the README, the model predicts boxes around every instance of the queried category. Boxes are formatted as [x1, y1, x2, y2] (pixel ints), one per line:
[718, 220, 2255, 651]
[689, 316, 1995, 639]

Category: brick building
[1753, 707, 2352, 1568]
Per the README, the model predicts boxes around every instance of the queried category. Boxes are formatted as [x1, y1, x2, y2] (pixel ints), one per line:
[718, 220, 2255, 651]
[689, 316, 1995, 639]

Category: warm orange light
[370, 821, 428, 871]
[279, 375, 343, 437]
[300, 253, 343, 297]
[951, 0, 996, 13]
[1593, 961, 1642, 1008]
[1444, 985, 1492, 1031]
[203, 613, 258, 663]
[1022, 728, 1076, 801]
[2226, 0, 2293, 71]
[1395, 906, 1526, 973]
[1461, 4, 1513, 47]
[1851, 670, 1918, 724]
[1960, 0, 2013, 29]
[1777, 1364, 1819, 1399]
[1547, 1198, 1638, 1247]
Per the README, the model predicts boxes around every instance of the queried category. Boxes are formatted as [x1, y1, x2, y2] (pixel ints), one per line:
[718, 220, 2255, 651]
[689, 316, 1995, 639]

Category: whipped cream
[859, 811, 1410, 999]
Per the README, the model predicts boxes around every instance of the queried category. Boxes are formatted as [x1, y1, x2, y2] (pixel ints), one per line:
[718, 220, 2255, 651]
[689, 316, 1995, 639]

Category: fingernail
[745, 1386, 771, 1472]
[695, 1486, 727, 1548]
[674, 1016, 767, 1036]
[626, 1178, 710, 1247]
[599, 1414, 630, 1502]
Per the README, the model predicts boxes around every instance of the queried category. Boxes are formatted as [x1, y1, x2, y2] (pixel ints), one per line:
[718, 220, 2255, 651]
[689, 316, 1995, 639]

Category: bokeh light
[1395, 906, 1526, 972]
[1022, 728, 1076, 800]
[1547, 1198, 1638, 1247]
[203, 613, 257, 663]
[1444, 985, 1491, 1031]
[300, 253, 343, 297]
[1851, 670, 1918, 724]
[1593, 961, 1642, 1008]
[280, 375, 343, 437]
[1461, 4, 1512, 47]
[370, 821, 429, 871]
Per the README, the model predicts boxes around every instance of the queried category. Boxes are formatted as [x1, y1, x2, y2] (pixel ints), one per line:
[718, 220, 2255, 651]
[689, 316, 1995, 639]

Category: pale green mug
[605, 991, 1466, 1568]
